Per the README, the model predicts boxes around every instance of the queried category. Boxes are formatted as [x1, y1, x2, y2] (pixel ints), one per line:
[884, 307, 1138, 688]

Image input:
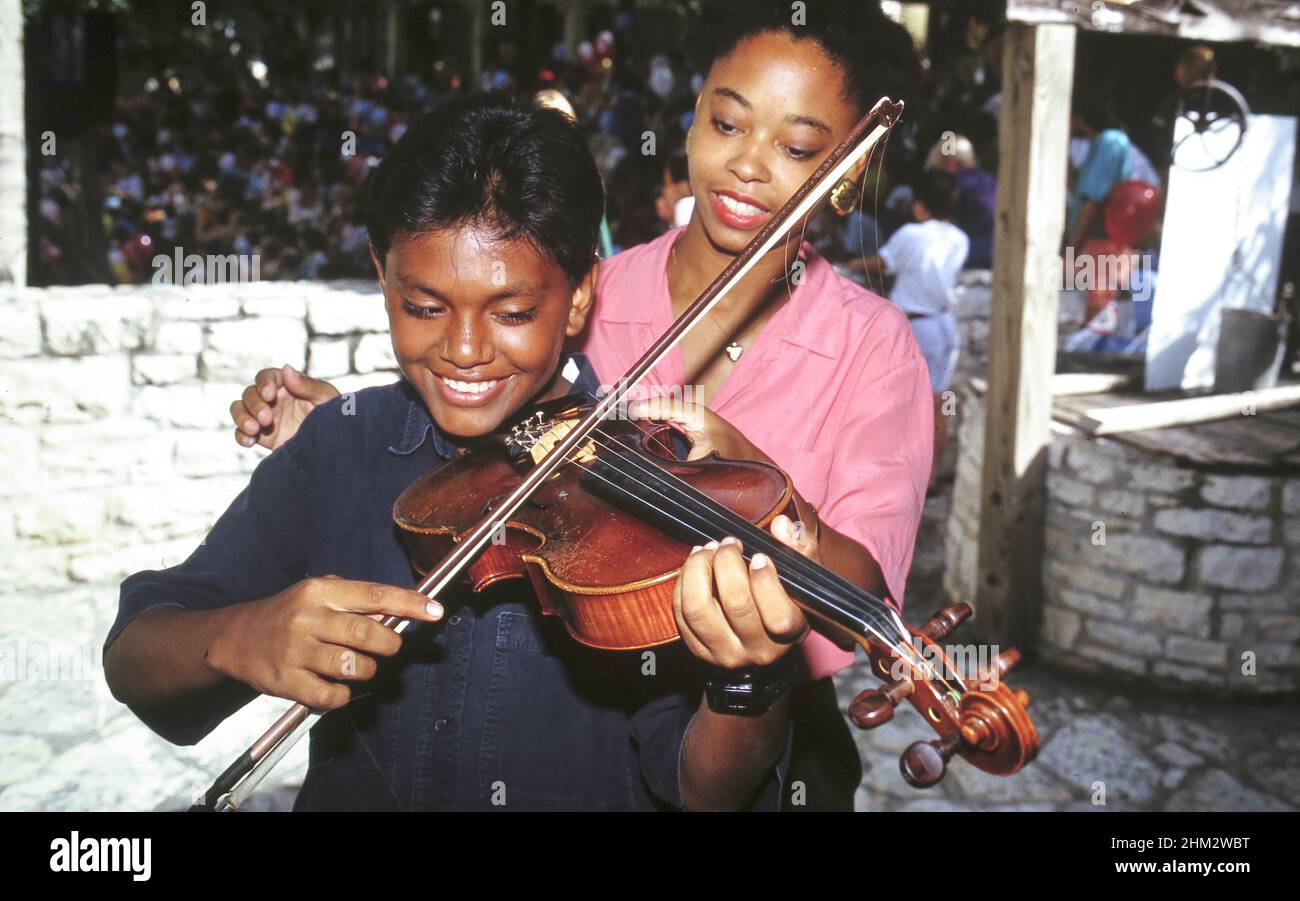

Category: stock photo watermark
[0, 639, 101, 684]
[1059, 246, 1154, 301]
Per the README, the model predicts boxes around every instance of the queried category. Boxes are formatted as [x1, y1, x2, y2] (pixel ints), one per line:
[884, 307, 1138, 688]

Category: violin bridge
[506, 413, 595, 466]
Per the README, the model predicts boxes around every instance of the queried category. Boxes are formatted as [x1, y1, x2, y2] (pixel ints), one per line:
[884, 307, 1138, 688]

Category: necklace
[669, 235, 799, 365]
[699, 309, 744, 362]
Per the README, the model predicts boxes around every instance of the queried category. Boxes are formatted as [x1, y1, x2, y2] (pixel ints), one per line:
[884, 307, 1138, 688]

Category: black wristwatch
[703, 656, 798, 717]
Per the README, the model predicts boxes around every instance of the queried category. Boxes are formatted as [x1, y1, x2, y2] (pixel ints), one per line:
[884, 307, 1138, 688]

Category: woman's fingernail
[426, 601, 443, 618]
[258, 410, 273, 426]
[690, 545, 702, 554]
[703, 540, 719, 551]
[750, 553, 770, 570]
[720, 536, 739, 547]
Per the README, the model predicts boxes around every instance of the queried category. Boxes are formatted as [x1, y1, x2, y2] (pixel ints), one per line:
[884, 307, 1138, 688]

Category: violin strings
[568, 445, 912, 661]
[595, 436, 952, 689]
[576, 426, 958, 693]
[575, 427, 894, 628]
[591, 434, 898, 634]
[552, 427, 959, 692]
[567, 433, 955, 692]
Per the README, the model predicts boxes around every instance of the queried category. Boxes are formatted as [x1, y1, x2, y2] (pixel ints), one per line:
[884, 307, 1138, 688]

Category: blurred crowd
[35, 71, 454, 284]
[33, 13, 1175, 291]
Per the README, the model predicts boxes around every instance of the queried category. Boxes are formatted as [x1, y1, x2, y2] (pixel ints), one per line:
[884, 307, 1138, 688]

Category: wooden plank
[1201, 415, 1300, 457]
[1078, 384, 1300, 435]
[1007, 1, 1300, 47]
[1108, 424, 1292, 468]
[1051, 372, 1135, 396]
[975, 23, 1076, 651]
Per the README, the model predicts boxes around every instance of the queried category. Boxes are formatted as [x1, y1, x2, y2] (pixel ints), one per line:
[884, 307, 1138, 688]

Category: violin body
[393, 405, 798, 651]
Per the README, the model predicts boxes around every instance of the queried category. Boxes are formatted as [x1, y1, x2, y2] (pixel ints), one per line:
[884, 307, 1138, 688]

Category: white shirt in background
[878, 219, 970, 316]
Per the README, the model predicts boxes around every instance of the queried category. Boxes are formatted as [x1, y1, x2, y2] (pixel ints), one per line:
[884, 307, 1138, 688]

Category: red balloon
[1103, 180, 1160, 246]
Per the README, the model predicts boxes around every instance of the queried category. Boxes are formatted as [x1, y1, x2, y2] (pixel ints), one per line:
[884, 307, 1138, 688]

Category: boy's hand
[208, 575, 443, 710]
[231, 364, 340, 451]
[673, 516, 814, 670]
[627, 398, 758, 462]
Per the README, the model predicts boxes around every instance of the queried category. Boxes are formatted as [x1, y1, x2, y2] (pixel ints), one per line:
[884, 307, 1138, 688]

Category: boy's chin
[429, 405, 510, 441]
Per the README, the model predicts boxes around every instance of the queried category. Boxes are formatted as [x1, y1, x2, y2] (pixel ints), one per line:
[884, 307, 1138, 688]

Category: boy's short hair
[684, 0, 921, 114]
[914, 170, 958, 220]
[365, 93, 604, 287]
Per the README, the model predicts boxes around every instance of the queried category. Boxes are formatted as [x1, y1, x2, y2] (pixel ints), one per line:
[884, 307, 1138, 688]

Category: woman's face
[687, 31, 861, 255]
[375, 225, 594, 439]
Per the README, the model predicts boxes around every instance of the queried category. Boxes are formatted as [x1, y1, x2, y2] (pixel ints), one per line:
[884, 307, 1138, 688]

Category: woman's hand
[231, 364, 340, 451]
[673, 515, 816, 669]
[627, 396, 758, 461]
[207, 575, 443, 710]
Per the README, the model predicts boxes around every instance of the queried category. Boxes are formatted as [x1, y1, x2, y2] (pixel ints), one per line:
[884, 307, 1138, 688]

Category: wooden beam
[1078, 383, 1300, 434]
[974, 23, 1076, 650]
[1051, 372, 1135, 396]
[1007, 0, 1300, 47]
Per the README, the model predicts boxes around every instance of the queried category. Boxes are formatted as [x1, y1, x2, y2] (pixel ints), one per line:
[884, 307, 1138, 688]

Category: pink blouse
[576, 227, 933, 679]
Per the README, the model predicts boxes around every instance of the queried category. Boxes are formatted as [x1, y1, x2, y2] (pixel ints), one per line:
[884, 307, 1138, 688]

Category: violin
[192, 97, 1037, 810]
[394, 397, 1039, 787]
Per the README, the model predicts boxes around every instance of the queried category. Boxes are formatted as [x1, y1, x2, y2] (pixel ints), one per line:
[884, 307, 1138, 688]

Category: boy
[104, 96, 815, 811]
[859, 170, 969, 490]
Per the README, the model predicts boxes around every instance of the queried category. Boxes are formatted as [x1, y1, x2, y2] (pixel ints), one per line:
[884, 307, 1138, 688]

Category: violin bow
[191, 97, 904, 811]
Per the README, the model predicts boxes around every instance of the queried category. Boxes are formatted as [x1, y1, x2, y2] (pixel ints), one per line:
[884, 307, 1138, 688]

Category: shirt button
[434, 717, 450, 731]
[448, 614, 462, 626]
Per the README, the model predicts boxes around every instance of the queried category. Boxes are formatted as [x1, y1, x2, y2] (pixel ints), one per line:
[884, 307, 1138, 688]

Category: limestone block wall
[0, 280, 399, 810]
[946, 384, 1300, 696]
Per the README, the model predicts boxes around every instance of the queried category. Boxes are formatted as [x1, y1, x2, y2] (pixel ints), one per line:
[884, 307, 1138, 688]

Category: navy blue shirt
[107, 357, 807, 811]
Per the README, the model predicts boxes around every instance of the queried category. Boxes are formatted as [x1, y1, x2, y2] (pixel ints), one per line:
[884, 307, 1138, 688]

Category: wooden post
[560, 0, 588, 63]
[468, 0, 485, 91]
[974, 23, 1075, 649]
[384, 0, 400, 79]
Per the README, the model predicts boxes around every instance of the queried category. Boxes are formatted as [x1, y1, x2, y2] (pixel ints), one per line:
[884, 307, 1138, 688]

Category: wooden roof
[1007, 1, 1300, 47]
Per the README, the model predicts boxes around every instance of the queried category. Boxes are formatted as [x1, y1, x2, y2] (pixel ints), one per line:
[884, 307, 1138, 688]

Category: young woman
[108, 96, 820, 812]
[230, 2, 933, 806]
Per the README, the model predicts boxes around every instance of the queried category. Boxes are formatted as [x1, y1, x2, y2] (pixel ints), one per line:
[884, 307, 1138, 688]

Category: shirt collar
[388, 382, 460, 458]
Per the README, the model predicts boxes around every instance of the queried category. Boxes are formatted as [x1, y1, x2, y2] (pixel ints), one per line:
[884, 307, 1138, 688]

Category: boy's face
[688, 31, 863, 256]
[374, 225, 595, 439]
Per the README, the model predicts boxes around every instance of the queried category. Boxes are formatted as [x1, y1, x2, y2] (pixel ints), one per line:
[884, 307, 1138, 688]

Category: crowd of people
[35, 71, 450, 285]
[33, 13, 1013, 290]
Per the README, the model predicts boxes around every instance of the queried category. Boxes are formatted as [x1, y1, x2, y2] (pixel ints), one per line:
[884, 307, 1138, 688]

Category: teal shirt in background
[1067, 129, 1134, 240]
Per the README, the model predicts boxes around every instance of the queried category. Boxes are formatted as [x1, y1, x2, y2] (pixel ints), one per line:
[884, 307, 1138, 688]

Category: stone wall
[946, 384, 1300, 696]
[0, 279, 400, 810]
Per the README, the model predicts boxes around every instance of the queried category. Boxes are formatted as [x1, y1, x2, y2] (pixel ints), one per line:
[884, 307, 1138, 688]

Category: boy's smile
[374, 225, 595, 439]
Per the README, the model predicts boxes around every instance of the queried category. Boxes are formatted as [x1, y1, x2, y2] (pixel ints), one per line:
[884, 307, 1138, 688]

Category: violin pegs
[920, 603, 972, 641]
[992, 647, 1022, 679]
[971, 647, 1023, 690]
[848, 679, 914, 730]
[900, 731, 963, 788]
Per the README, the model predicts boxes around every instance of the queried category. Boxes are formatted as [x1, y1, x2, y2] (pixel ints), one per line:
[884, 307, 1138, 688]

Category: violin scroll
[853, 604, 1039, 788]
